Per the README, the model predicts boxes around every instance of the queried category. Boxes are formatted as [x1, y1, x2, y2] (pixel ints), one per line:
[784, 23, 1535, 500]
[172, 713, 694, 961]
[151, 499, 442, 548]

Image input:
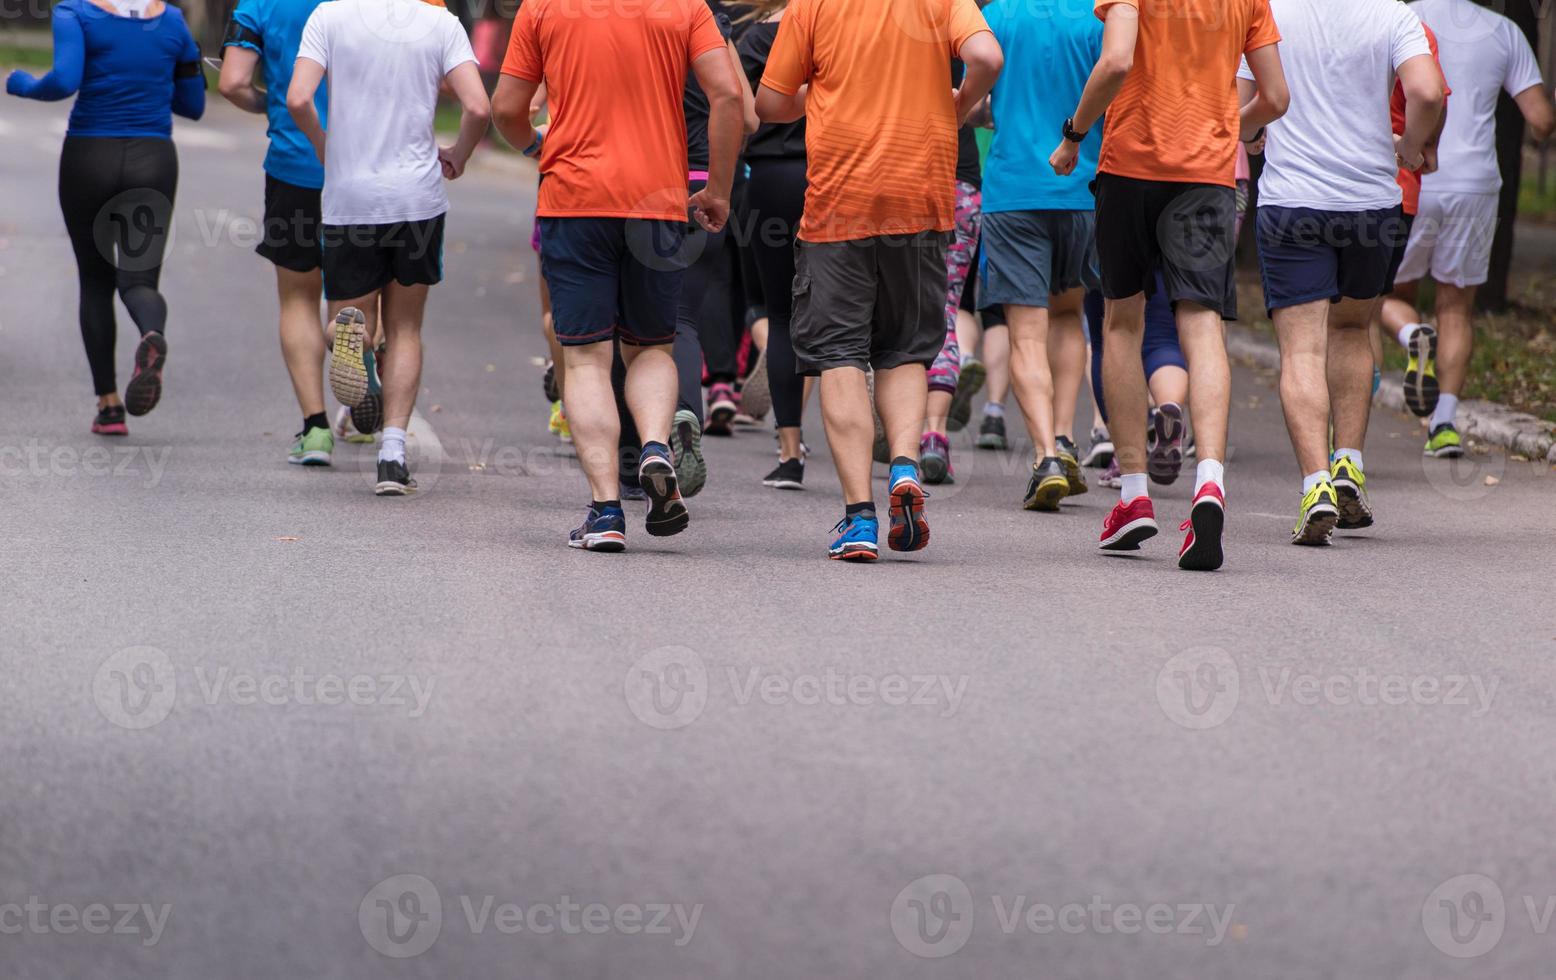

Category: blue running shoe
[887, 465, 929, 552]
[569, 506, 626, 552]
[829, 512, 879, 562]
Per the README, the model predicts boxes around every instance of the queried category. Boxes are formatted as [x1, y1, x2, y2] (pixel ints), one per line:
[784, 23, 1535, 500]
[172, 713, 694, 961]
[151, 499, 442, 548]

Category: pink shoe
[1178, 482, 1225, 571]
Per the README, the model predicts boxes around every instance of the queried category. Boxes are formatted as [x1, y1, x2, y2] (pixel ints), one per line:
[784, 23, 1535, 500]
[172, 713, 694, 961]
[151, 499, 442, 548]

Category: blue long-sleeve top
[6, 0, 205, 138]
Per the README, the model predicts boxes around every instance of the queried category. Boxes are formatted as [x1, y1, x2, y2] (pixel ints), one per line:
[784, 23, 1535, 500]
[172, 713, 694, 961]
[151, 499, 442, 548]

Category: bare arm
[286, 57, 327, 164]
[755, 83, 806, 123]
[1049, 5, 1136, 175]
[491, 74, 543, 156]
[954, 30, 1002, 126]
[1395, 53, 1445, 171]
[690, 44, 742, 232]
[1513, 84, 1555, 145]
[437, 60, 492, 179]
[217, 45, 266, 114]
[1239, 43, 1289, 140]
[729, 39, 758, 135]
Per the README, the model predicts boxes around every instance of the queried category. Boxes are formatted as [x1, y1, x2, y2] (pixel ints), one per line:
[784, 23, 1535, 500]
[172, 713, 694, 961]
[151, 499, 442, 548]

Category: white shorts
[1394, 190, 1499, 288]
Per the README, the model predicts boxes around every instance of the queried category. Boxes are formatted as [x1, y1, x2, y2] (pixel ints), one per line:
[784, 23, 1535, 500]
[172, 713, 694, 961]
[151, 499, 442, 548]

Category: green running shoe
[1292, 480, 1339, 546]
[1423, 423, 1464, 458]
[1331, 455, 1372, 530]
[288, 426, 334, 466]
[670, 408, 707, 498]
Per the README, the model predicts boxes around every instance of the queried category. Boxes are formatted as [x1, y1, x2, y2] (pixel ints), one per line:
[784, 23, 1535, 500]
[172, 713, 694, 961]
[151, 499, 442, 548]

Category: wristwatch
[523, 132, 544, 158]
[1062, 117, 1088, 144]
[1243, 127, 1265, 144]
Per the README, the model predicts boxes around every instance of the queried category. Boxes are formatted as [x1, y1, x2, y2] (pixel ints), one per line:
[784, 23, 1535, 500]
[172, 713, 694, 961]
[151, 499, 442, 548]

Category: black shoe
[91, 403, 128, 435]
[124, 331, 168, 417]
[374, 458, 417, 495]
[1055, 435, 1088, 496]
[762, 456, 805, 491]
[638, 452, 689, 537]
[542, 359, 560, 404]
[350, 391, 383, 435]
[1022, 457, 1069, 512]
[976, 412, 1007, 450]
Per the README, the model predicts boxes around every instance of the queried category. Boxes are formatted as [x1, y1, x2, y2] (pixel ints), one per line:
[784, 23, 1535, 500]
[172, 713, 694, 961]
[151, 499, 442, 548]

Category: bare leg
[1434, 283, 1476, 401]
[1272, 299, 1331, 476]
[1007, 303, 1056, 461]
[983, 322, 1010, 407]
[925, 389, 952, 438]
[277, 266, 326, 416]
[1146, 366, 1189, 408]
[618, 342, 678, 448]
[819, 366, 875, 505]
[876, 363, 929, 462]
[1101, 294, 1149, 478]
[1328, 297, 1381, 452]
[1175, 303, 1230, 467]
[562, 340, 621, 502]
[1048, 289, 1087, 442]
[376, 282, 428, 431]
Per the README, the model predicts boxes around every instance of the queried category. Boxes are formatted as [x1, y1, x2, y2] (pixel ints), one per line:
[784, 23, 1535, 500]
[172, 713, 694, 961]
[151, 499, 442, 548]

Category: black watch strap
[1062, 117, 1087, 143]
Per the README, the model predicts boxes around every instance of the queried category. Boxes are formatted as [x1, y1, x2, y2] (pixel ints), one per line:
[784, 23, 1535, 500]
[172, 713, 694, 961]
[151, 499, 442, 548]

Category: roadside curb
[1226, 327, 1556, 465]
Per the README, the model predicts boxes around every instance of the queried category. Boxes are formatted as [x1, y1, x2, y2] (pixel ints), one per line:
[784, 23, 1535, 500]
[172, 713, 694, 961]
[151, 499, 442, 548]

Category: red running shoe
[1177, 481, 1225, 571]
[1099, 496, 1158, 551]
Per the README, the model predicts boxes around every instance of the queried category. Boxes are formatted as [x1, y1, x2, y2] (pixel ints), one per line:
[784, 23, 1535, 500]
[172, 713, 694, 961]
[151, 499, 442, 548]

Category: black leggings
[742, 156, 807, 430]
[59, 136, 178, 396]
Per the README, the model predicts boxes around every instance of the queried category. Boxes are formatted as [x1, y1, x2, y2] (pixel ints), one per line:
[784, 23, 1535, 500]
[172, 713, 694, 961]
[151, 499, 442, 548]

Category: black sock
[890, 456, 916, 469]
[304, 412, 329, 433]
[642, 441, 670, 460]
[593, 499, 623, 512]
[845, 501, 875, 517]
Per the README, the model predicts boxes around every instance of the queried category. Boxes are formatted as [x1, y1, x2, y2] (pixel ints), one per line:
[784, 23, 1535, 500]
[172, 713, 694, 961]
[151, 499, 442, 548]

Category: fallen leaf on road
[469, 463, 486, 472]
[485, 364, 496, 372]
[275, 536, 300, 542]
[430, 405, 442, 413]
[1484, 476, 1499, 486]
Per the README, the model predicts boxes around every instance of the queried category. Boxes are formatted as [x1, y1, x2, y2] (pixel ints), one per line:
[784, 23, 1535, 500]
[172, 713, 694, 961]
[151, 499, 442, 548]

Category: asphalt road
[3, 98, 1555, 980]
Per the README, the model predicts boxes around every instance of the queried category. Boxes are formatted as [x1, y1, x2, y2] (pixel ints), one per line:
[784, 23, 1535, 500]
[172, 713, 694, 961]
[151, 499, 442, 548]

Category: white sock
[1396, 322, 1425, 349]
[1120, 473, 1148, 503]
[983, 401, 1005, 418]
[379, 426, 407, 464]
[1332, 447, 1363, 471]
[1194, 458, 1224, 493]
[1302, 469, 1330, 494]
[1430, 394, 1458, 430]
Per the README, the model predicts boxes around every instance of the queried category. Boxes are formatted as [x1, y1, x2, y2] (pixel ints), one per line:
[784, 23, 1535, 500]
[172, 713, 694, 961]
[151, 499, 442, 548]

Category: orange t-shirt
[1392, 23, 1450, 217]
[1095, 0, 1280, 187]
[501, 0, 727, 220]
[761, 0, 991, 243]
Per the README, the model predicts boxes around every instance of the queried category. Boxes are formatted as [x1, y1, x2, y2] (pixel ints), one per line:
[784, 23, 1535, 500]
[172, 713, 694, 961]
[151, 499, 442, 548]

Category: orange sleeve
[1244, 0, 1281, 53]
[1094, 0, 1137, 23]
[759, 0, 811, 96]
[687, 1, 725, 62]
[1425, 25, 1451, 98]
[947, 0, 990, 56]
[500, 1, 543, 81]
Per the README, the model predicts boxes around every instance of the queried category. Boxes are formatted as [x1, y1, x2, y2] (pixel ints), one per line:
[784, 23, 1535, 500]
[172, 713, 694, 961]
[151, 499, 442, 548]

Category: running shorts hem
[320, 215, 445, 302]
[256, 174, 323, 274]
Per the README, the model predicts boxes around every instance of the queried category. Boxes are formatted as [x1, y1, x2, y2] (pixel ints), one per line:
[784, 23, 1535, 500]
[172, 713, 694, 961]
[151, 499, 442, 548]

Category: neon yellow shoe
[1423, 423, 1463, 458]
[549, 400, 572, 444]
[1331, 455, 1372, 530]
[1403, 325, 1439, 418]
[1292, 479, 1339, 546]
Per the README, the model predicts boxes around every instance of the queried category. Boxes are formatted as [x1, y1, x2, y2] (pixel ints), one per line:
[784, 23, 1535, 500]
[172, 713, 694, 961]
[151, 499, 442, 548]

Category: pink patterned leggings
[927, 181, 982, 395]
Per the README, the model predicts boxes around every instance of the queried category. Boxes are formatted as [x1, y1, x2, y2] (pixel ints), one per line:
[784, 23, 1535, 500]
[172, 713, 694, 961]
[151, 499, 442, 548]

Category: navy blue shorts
[1255, 205, 1410, 314]
[539, 217, 691, 347]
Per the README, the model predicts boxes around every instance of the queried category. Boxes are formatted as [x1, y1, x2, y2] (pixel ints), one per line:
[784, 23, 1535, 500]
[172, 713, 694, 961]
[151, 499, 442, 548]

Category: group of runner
[7, 0, 1553, 563]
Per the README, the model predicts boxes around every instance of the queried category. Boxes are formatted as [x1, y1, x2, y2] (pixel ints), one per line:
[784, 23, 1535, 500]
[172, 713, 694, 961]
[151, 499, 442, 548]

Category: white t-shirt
[1239, 0, 1430, 211]
[1412, 0, 1545, 196]
[297, 0, 476, 225]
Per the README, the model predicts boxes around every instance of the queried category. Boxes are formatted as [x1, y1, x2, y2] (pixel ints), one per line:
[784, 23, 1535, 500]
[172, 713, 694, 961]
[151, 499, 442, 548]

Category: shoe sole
[640, 458, 689, 537]
[976, 433, 1007, 450]
[1148, 407, 1184, 485]
[92, 422, 129, 436]
[741, 347, 771, 420]
[374, 481, 417, 496]
[1404, 330, 1439, 418]
[888, 481, 930, 552]
[329, 309, 371, 410]
[1425, 444, 1464, 458]
[762, 478, 805, 491]
[1334, 478, 1373, 529]
[670, 412, 707, 499]
[289, 451, 332, 466]
[1178, 498, 1225, 571]
[1292, 505, 1338, 545]
[706, 402, 736, 436]
[829, 545, 879, 562]
[569, 531, 626, 553]
[1100, 517, 1159, 551]
[351, 392, 383, 436]
[921, 453, 950, 486]
[946, 361, 986, 433]
[1081, 443, 1114, 469]
[1023, 476, 1069, 512]
[1059, 451, 1088, 496]
[124, 332, 167, 417]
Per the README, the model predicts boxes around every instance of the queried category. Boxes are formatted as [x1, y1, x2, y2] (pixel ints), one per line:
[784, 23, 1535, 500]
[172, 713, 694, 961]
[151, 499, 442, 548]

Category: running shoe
[887, 465, 930, 552]
[620, 480, 647, 503]
[829, 512, 879, 562]
[1099, 496, 1158, 551]
[705, 382, 738, 436]
[670, 409, 707, 498]
[1098, 457, 1122, 489]
[920, 432, 953, 485]
[1291, 480, 1339, 546]
[1148, 402, 1185, 485]
[1331, 455, 1373, 530]
[1081, 424, 1114, 469]
[1055, 435, 1088, 496]
[288, 426, 334, 466]
[1424, 422, 1464, 458]
[333, 406, 376, 444]
[92, 404, 128, 436]
[977, 411, 1007, 450]
[349, 342, 385, 434]
[639, 449, 690, 537]
[946, 358, 986, 433]
[542, 359, 560, 404]
[569, 505, 627, 552]
[1022, 457, 1069, 512]
[548, 400, 573, 444]
[374, 458, 417, 496]
[1178, 481, 1225, 572]
[328, 308, 372, 411]
[763, 456, 805, 491]
[739, 346, 771, 421]
[124, 331, 168, 417]
[1403, 325, 1440, 418]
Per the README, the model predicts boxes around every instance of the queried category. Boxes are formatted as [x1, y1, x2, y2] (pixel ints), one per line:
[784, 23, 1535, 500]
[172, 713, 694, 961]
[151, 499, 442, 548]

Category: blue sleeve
[6, 2, 85, 101]
[225, 0, 264, 53]
[171, 14, 206, 121]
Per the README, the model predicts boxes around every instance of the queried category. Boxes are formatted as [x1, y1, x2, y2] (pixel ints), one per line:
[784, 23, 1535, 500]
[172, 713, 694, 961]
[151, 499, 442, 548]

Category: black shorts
[1255, 205, 1408, 314]
[256, 174, 322, 273]
[320, 215, 445, 301]
[1383, 211, 1417, 294]
[791, 231, 948, 375]
[1094, 173, 1238, 321]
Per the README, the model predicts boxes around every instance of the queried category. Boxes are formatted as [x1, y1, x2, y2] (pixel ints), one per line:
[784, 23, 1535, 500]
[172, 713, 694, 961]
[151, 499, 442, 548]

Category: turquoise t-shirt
[227, 0, 329, 189]
[982, 0, 1105, 213]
